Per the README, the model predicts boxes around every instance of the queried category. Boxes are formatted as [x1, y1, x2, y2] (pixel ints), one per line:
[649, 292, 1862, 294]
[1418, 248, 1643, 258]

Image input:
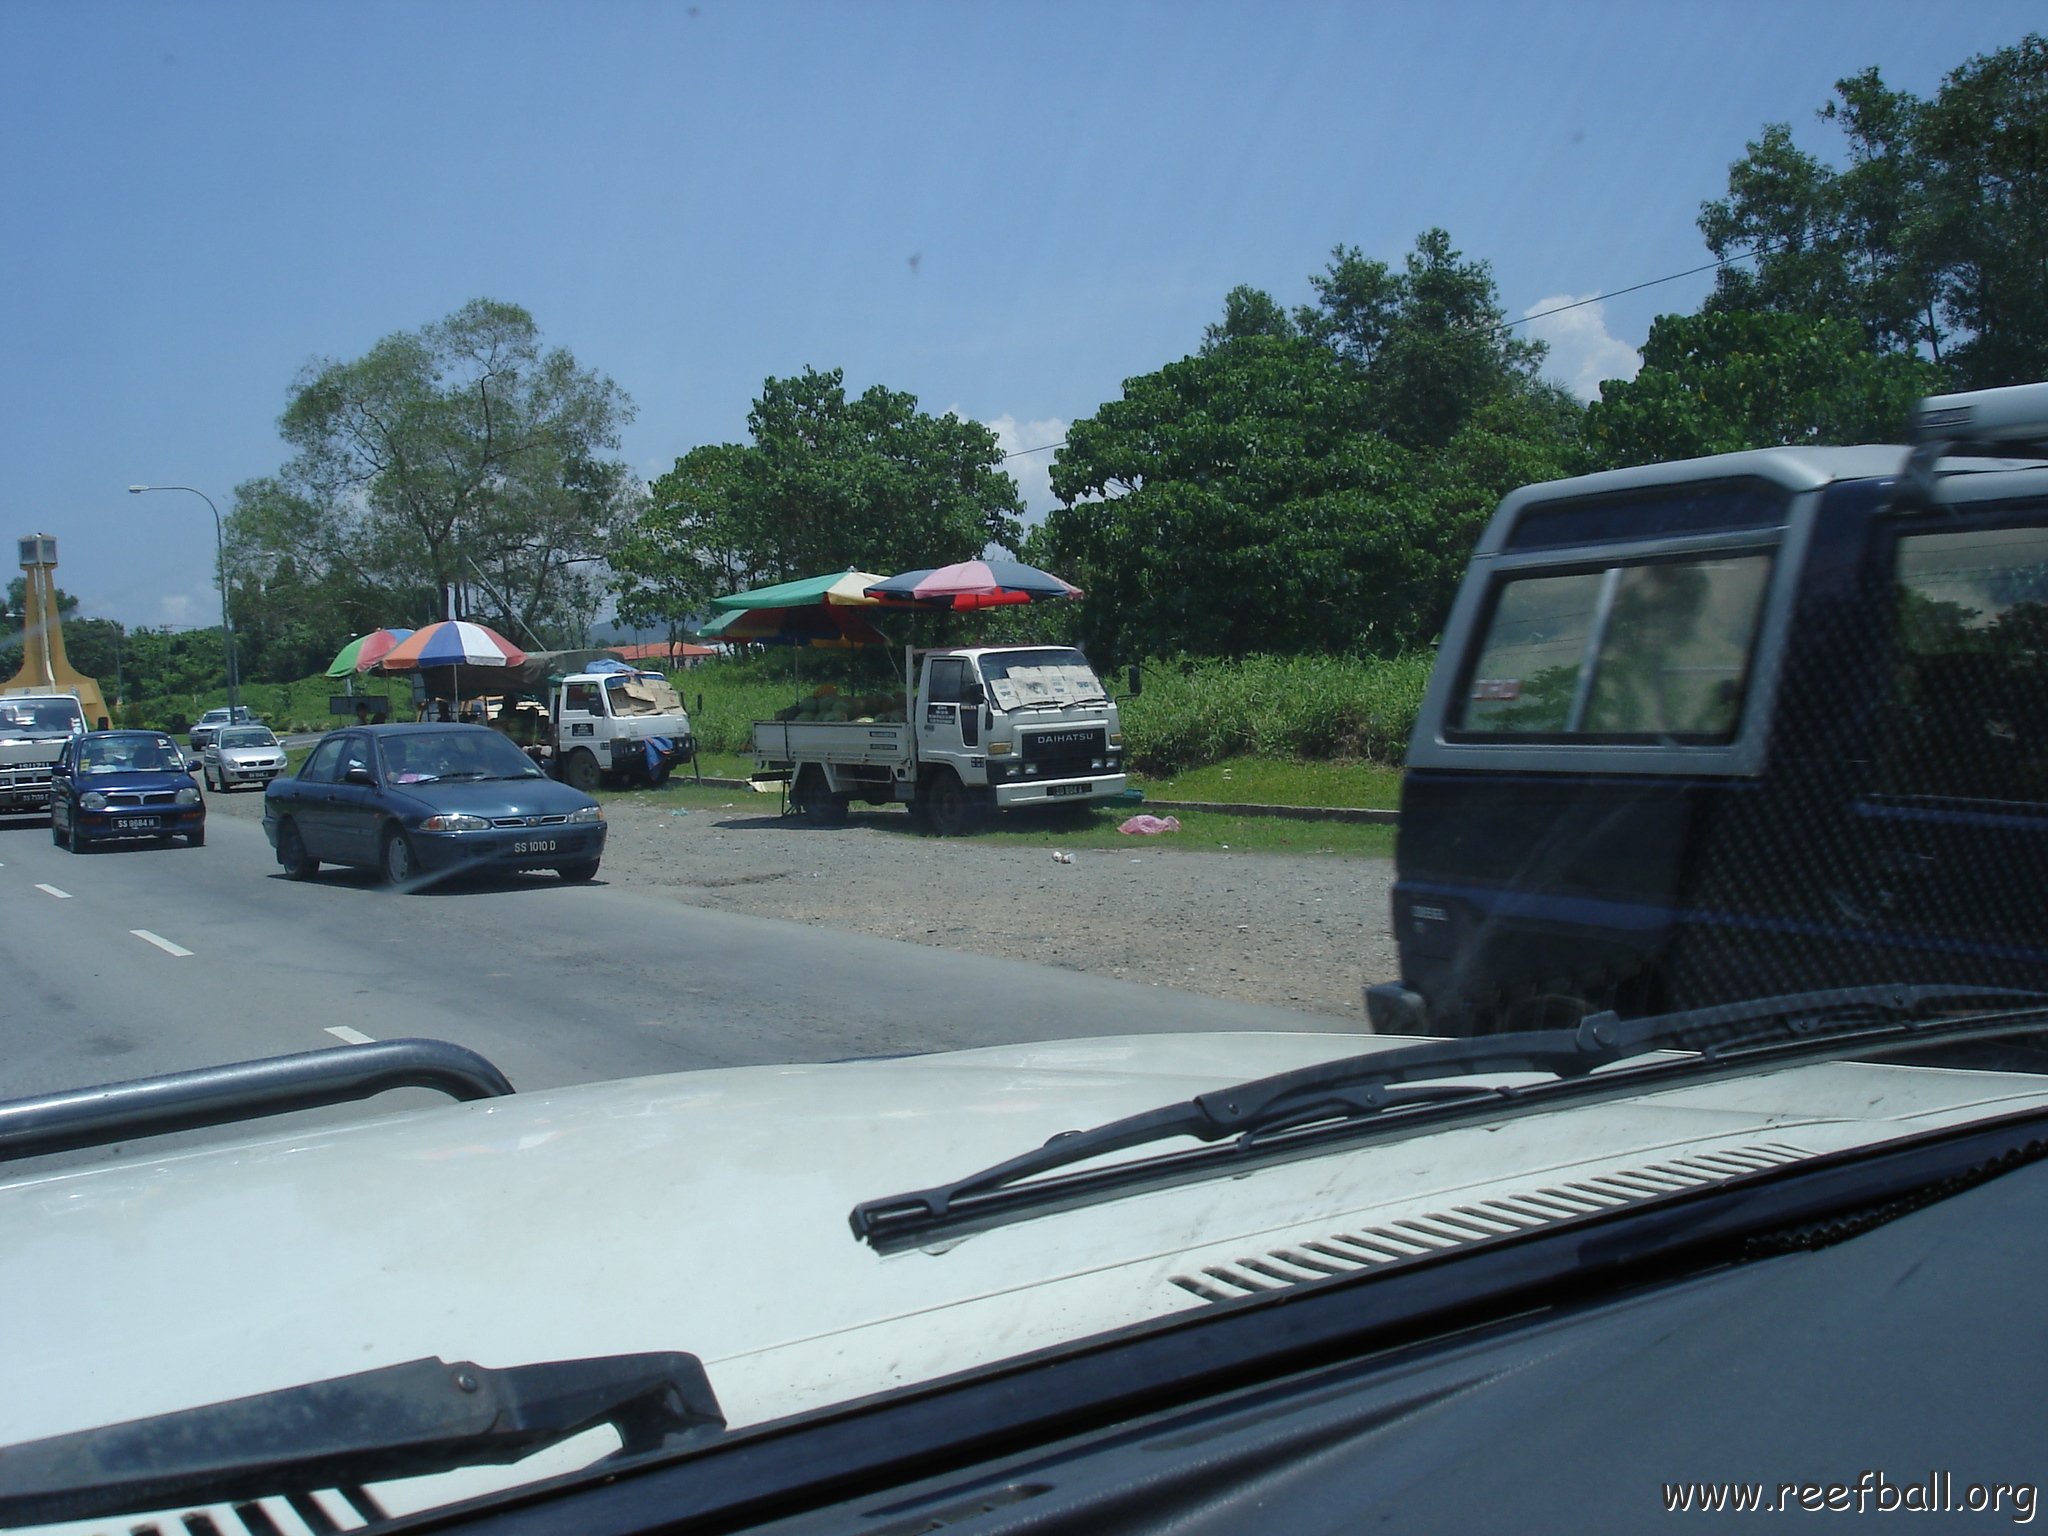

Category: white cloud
[157, 592, 195, 627]
[959, 410, 1069, 530]
[1522, 294, 1642, 402]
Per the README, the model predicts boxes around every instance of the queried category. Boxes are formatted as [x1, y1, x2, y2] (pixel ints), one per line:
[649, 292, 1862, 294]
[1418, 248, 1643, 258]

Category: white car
[3, 1004, 2046, 1532]
[187, 706, 256, 753]
[201, 723, 286, 791]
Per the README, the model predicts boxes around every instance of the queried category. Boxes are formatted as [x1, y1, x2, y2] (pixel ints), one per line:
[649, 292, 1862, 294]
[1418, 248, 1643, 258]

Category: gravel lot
[211, 783, 1397, 1021]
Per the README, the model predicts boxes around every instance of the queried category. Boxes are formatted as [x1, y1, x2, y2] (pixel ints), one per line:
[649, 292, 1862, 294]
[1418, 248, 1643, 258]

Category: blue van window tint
[1506, 483, 1787, 550]
[1882, 522, 2048, 805]
[1457, 553, 1772, 740]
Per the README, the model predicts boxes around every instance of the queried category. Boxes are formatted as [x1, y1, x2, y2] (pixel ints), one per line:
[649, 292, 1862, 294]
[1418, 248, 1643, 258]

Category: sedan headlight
[174, 786, 201, 807]
[420, 812, 491, 832]
[567, 805, 605, 824]
[79, 791, 107, 810]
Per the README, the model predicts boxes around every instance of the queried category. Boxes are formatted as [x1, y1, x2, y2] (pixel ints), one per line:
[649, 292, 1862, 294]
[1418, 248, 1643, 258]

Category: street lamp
[128, 484, 239, 715]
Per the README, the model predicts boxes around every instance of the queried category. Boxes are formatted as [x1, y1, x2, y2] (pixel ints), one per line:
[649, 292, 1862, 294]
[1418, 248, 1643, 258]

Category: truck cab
[0, 691, 87, 817]
[549, 668, 695, 792]
[1369, 380, 2048, 1037]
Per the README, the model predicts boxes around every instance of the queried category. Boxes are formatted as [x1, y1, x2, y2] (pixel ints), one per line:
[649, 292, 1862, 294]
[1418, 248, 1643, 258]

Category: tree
[229, 299, 638, 647]
[1585, 311, 1946, 468]
[611, 368, 1022, 625]
[1043, 232, 1575, 661]
[1699, 35, 2048, 387]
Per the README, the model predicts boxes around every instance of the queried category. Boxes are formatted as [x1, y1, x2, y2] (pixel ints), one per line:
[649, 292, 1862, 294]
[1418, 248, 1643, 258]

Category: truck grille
[1021, 727, 1106, 761]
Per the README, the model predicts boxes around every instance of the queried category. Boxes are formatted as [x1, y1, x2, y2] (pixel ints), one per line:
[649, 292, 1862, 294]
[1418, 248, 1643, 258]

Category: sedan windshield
[217, 727, 276, 748]
[379, 728, 543, 783]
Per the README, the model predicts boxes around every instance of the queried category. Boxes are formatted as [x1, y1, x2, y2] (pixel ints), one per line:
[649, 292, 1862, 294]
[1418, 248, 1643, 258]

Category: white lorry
[0, 690, 87, 817]
[751, 645, 1131, 833]
[540, 668, 696, 793]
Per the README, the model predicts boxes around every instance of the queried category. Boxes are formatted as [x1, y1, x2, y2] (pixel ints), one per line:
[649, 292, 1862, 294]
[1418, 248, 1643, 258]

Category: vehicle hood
[6, 1030, 2046, 1511]
[0, 736, 71, 763]
[216, 744, 284, 763]
[66, 769, 194, 795]
[381, 777, 597, 819]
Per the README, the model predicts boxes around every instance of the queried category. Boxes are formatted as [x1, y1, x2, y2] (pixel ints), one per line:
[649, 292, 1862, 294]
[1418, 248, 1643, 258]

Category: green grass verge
[1134, 756, 1403, 810]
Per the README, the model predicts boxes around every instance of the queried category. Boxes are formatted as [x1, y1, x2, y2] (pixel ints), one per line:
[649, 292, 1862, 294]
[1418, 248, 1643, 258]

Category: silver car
[187, 706, 255, 752]
[201, 723, 285, 792]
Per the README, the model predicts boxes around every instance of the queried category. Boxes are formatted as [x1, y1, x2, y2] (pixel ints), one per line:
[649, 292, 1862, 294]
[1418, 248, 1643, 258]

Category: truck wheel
[276, 819, 318, 880]
[920, 770, 977, 837]
[794, 765, 848, 827]
[563, 751, 601, 794]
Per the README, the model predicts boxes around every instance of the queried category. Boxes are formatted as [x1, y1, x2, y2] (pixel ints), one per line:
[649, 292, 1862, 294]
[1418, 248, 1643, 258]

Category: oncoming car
[187, 706, 255, 753]
[201, 723, 287, 792]
[48, 730, 205, 851]
[261, 723, 606, 887]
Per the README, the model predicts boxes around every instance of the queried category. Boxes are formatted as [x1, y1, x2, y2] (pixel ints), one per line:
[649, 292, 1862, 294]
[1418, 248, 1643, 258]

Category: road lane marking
[326, 1026, 376, 1045]
[33, 884, 70, 899]
[131, 929, 194, 957]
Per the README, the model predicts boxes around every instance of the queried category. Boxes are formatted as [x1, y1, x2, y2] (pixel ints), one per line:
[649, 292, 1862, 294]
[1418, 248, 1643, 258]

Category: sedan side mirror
[343, 766, 376, 786]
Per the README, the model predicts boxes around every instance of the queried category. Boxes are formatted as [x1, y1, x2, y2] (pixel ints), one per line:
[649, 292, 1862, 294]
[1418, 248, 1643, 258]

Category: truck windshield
[0, 700, 84, 738]
[978, 649, 1106, 711]
[604, 673, 682, 716]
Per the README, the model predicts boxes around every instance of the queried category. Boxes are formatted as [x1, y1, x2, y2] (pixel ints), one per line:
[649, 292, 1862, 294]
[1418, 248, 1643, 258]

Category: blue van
[1369, 381, 2048, 1036]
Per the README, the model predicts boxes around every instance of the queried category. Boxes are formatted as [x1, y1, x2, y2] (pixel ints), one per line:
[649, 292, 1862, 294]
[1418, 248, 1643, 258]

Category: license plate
[116, 816, 159, 830]
[512, 839, 557, 854]
[1046, 783, 1091, 798]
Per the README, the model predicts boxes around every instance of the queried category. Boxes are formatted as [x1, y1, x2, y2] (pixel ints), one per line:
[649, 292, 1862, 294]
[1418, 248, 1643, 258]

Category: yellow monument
[4, 534, 109, 726]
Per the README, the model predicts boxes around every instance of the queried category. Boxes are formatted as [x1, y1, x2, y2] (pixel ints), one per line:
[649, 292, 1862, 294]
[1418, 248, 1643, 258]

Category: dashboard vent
[1167, 1141, 1814, 1303]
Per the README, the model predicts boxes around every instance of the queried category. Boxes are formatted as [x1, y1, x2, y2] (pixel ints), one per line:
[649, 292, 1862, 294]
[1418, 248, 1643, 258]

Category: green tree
[611, 368, 1022, 625]
[1585, 311, 1945, 468]
[229, 299, 638, 646]
[1700, 35, 2048, 387]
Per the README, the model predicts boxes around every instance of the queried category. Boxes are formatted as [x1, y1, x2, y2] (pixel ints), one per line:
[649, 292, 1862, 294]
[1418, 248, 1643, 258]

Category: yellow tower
[4, 534, 110, 727]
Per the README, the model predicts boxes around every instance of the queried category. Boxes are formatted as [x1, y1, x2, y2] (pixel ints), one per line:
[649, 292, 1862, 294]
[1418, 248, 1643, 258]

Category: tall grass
[1119, 653, 1431, 774]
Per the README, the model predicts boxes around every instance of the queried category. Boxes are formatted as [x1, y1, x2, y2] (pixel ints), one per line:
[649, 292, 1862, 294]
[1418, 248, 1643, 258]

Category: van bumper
[993, 773, 1128, 809]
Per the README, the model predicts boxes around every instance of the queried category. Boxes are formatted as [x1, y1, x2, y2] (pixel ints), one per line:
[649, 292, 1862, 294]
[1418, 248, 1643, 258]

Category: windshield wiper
[850, 983, 2048, 1251]
[435, 770, 492, 781]
[0, 1352, 724, 1527]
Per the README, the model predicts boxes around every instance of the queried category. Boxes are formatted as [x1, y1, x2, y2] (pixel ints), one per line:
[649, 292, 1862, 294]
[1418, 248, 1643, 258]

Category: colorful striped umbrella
[864, 559, 1081, 611]
[710, 569, 903, 611]
[699, 604, 889, 648]
[376, 621, 527, 671]
[324, 628, 415, 677]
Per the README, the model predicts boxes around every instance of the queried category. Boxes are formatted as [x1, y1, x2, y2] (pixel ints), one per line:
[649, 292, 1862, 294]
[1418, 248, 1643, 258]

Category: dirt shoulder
[216, 785, 1395, 1021]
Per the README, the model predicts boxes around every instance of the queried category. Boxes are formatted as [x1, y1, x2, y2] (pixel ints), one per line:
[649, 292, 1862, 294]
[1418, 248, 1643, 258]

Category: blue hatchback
[263, 723, 606, 888]
[50, 731, 206, 851]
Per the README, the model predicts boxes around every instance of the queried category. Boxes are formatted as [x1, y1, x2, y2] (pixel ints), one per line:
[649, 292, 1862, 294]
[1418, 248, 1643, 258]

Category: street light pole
[127, 484, 239, 715]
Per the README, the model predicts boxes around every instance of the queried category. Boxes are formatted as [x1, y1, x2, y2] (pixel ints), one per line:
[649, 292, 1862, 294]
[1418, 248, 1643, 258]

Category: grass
[1134, 756, 1403, 811]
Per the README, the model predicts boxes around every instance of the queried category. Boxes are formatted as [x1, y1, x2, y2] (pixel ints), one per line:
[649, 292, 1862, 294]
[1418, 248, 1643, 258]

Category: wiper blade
[0, 1352, 724, 1527]
[850, 983, 2048, 1251]
[436, 770, 491, 781]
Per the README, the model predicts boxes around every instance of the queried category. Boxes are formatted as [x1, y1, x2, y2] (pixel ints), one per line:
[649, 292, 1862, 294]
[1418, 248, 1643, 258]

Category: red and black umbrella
[864, 559, 1081, 611]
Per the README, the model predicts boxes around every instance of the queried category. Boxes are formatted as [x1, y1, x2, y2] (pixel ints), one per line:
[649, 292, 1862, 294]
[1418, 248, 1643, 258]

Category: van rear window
[1505, 483, 1786, 550]
[1457, 553, 1773, 741]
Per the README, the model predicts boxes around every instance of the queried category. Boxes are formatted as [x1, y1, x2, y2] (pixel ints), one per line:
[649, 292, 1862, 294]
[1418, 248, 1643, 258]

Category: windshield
[10, 8, 2048, 1532]
[0, 699, 84, 738]
[978, 648, 1106, 709]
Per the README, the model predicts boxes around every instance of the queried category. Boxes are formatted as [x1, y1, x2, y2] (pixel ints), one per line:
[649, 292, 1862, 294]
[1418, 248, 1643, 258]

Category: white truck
[0, 690, 87, 817]
[539, 667, 696, 793]
[751, 645, 1131, 833]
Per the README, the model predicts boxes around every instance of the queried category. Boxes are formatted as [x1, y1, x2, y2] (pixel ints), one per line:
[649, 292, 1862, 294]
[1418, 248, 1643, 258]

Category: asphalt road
[0, 799, 1363, 1130]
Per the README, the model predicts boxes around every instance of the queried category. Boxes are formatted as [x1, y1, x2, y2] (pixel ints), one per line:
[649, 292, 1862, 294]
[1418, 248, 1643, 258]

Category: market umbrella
[377, 621, 528, 670]
[710, 569, 906, 611]
[324, 628, 415, 678]
[700, 604, 889, 648]
[865, 558, 1081, 610]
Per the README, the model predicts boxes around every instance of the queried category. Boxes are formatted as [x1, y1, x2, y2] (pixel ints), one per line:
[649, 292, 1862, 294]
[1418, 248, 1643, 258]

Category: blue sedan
[262, 724, 606, 888]
[51, 731, 206, 851]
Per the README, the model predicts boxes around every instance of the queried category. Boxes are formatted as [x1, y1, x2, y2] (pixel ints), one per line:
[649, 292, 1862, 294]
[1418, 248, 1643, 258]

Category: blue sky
[2, 1, 2040, 629]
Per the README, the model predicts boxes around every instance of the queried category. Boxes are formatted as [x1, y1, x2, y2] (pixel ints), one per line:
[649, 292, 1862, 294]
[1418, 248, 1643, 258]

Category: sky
[1, 1, 2040, 631]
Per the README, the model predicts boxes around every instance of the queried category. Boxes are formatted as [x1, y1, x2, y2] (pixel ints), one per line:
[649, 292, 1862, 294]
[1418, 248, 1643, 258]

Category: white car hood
[5, 1030, 2046, 1525]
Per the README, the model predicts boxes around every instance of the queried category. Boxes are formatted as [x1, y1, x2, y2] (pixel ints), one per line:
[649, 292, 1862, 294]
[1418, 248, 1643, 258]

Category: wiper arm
[850, 983, 2048, 1251]
[0, 1352, 724, 1527]
[436, 770, 491, 781]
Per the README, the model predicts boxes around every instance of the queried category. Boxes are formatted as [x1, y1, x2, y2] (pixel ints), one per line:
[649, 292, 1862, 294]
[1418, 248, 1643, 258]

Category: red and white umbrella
[376, 621, 527, 670]
[864, 559, 1081, 611]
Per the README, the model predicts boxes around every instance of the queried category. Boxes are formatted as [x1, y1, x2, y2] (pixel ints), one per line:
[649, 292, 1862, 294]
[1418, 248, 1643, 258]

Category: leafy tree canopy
[612, 367, 1022, 633]
[1700, 33, 2048, 388]
[1586, 311, 1946, 468]
[228, 299, 639, 651]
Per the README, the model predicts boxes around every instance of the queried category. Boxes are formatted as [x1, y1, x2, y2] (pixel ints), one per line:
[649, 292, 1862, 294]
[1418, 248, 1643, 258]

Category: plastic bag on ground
[1118, 814, 1181, 836]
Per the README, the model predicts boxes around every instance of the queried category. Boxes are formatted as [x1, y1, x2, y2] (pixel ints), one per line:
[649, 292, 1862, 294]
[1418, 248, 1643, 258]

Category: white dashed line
[131, 929, 194, 958]
[326, 1026, 376, 1046]
[33, 883, 71, 899]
